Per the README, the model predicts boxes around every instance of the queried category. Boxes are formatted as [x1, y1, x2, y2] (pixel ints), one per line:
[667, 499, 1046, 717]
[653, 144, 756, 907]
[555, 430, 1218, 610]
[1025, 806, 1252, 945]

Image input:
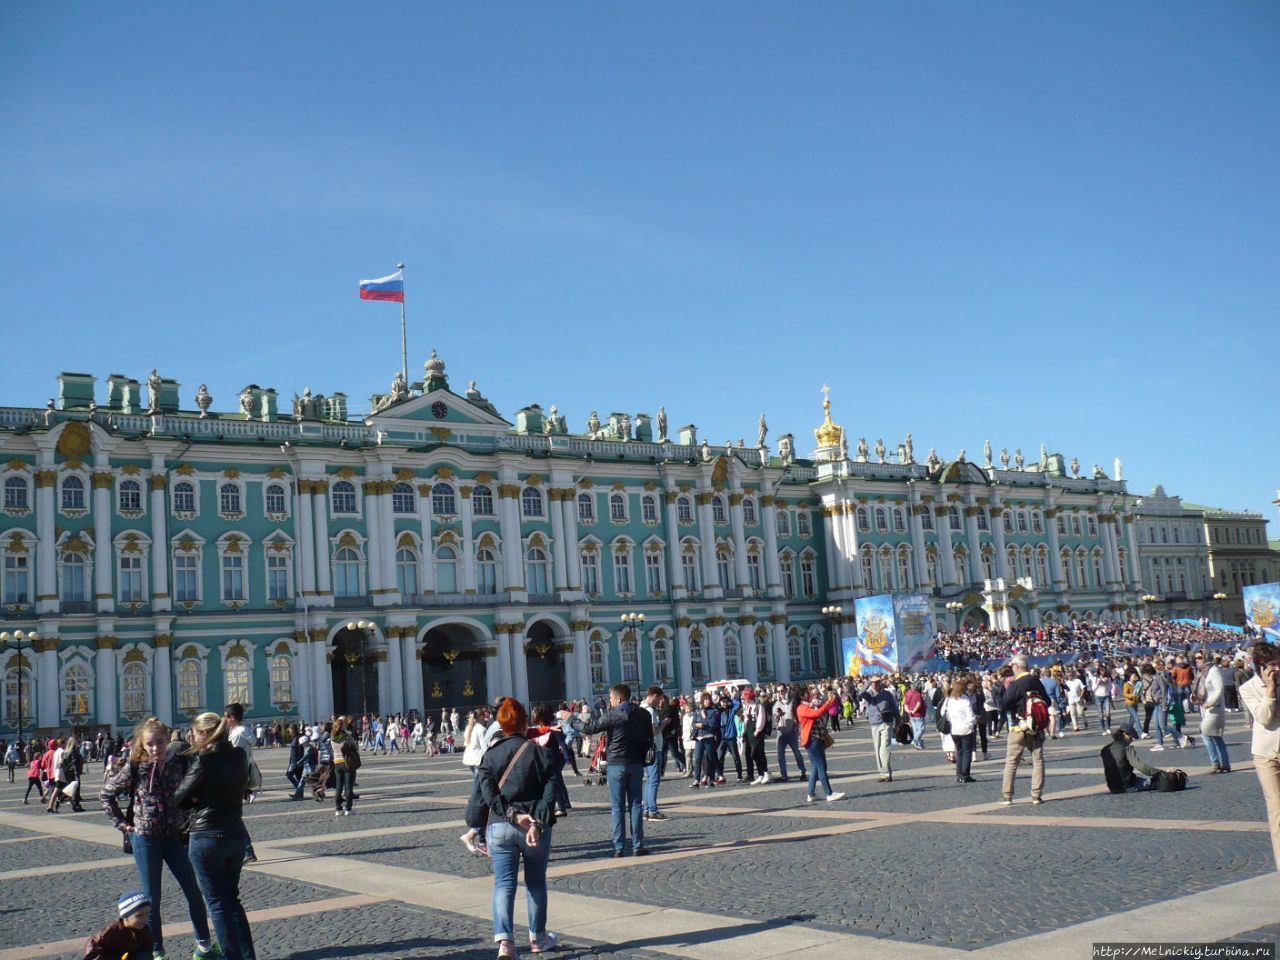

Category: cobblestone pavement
[0, 714, 1275, 960]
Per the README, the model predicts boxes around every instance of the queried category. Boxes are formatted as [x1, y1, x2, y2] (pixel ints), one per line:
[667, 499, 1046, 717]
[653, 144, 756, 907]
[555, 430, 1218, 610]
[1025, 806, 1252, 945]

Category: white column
[1100, 517, 1120, 587]
[675, 621, 693, 690]
[664, 490, 684, 599]
[1046, 508, 1066, 589]
[484, 647, 502, 703]
[771, 616, 790, 683]
[150, 469, 170, 612]
[291, 632, 311, 726]
[708, 618, 727, 679]
[510, 626, 529, 705]
[417, 484, 435, 594]
[386, 631, 404, 713]
[494, 629, 513, 697]
[697, 490, 718, 595]
[936, 505, 958, 586]
[499, 484, 525, 593]
[762, 497, 783, 598]
[562, 495, 581, 591]
[379, 480, 399, 603]
[311, 483, 332, 600]
[296, 482, 316, 596]
[312, 635, 332, 719]
[38, 642, 59, 727]
[909, 502, 929, 586]
[821, 503, 840, 591]
[401, 632, 421, 715]
[96, 640, 118, 729]
[573, 623, 591, 701]
[548, 488, 568, 591]
[459, 486, 477, 594]
[842, 500, 864, 590]
[964, 504, 983, 585]
[35, 466, 57, 615]
[729, 492, 750, 589]
[364, 484, 384, 595]
[1124, 518, 1143, 588]
[92, 469, 114, 613]
[153, 638, 174, 725]
[992, 502, 1011, 581]
[375, 652, 390, 706]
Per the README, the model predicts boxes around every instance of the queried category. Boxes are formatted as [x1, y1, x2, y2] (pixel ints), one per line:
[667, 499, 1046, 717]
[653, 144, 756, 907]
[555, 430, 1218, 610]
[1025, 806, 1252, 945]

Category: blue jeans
[1126, 704, 1142, 729]
[1204, 734, 1230, 770]
[910, 716, 926, 748]
[1096, 696, 1112, 729]
[607, 761, 644, 853]
[189, 828, 256, 960]
[132, 833, 211, 952]
[334, 765, 353, 811]
[806, 739, 833, 797]
[643, 759, 662, 815]
[487, 819, 552, 943]
[693, 739, 716, 783]
[776, 730, 806, 779]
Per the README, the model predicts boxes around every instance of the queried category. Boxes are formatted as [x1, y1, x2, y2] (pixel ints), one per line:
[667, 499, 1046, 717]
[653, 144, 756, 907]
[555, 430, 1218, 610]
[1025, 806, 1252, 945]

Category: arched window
[521, 487, 544, 518]
[724, 635, 741, 677]
[689, 636, 706, 682]
[893, 508, 906, 533]
[609, 493, 627, 523]
[1035, 548, 1049, 588]
[641, 494, 658, 523]
[925, 549, 939, 587]
[920, 508, 934, 531]
[981, 547, 994, 581]
[3, 553, 30, 604]
[1003, 511, 1014, 534]
[396, 547, 419, 597]
[219, 482, 243, 515]
[879, 548, 894, 590]
[392, 482, 415, 514]
[808, 631, 823, 672]
[780, 553, 796, 598]
[1032, 511, 1044, 534]
[334, 546, 361, 596]
[60, 552, 87, 603]
[897, 547, 912, 589]
[121, 660, 147, 715]
[62, 662, 92, 718]
[612, 547, 632, 595]
[677, 496, 694, 524]
[1006, 546, 1019, 579]
[680, 544, 699, 592]
[331, 481, 356, 514]
[62, 475, 85, 511]
[621, 638, 639, 682]
[755, 633, 770, 677]
[435, 545, 458, 593]
[776, 510, 792, 538]
[224, 656, 250, 706]
[716, 548, 732, 589]
[949, 507, 962, 531]
[476, 548, 498, 594]
[265, 483, 287, 515]
[1017, 511, 1029, 533]
[1092, 551, 1104, 588]
[118, 479, 142, 512]
[431, 483, 456, 517]
[3, 476, 28, 510]
[747, 550, 763, 591]
[788, 634, 803, 675]
[4, 666, 31, 725]
[1087, 515, 1098, 537]
[1062, 549, 1074, 588]
[644, 550, 663, 594]
[1076, 551, 1088, 589]
[472, 484, 494, 516]
[525, 547, 549, 594]
[977, 509, 990, 531]
[589, 641, 606, 686]
[173, 481, 196, 513]
[800, 553, 817, 597]
[1057, 514, 1068, 536]
[270, 654, 293, 705]
[1072, 514, 1083, 537]
[652, 638, 670, 682]
[580, 549, 600, 595]
[177, 658, 202, 712]
[861, 547, 875, 591]
[712, 496, 727, 524]
[742, 498, 758, 525]
[875, 507, 888, 533]
[796, 511, 811, 537]
[856, 506, 870, 532]
[577, 493, 595, 522]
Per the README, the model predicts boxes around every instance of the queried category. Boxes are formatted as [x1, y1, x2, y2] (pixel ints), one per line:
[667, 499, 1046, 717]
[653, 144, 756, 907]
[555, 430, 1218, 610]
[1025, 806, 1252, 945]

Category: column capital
[675, 616, 693, 628]
[96, 635, 117, 650]
[91, 472, 114, 490]
[34, 470, 58, 488]
[148, 474, 167, 491]
[33, 637, 59, 653]
[768, 613, 787, 625]
[153, 633, 174, 647]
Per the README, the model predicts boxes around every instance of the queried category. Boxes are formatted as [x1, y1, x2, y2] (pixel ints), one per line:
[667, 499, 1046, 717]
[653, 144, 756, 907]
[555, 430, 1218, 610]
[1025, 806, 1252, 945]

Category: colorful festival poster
[854, 593, 898, 676]
[893, 592, 937, 672]
[1244, 583, 1280, 640]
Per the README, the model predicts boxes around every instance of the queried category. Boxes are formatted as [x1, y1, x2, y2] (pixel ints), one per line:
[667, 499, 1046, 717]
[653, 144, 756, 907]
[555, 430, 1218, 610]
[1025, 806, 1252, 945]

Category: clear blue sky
[2, 3, 1277, 524]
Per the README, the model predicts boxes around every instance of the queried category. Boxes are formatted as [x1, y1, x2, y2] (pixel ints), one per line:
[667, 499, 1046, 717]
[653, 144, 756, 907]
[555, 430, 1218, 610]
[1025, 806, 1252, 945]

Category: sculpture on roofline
[657, 406, 668, 443]
[778, 433, 794, 463]
[701, 438, 711, 462]
[620, 413, 631, 441]
[875, 438, 886, 463]
[857, 436, 869, 463]
[757, 413, 768, 449]
[195, 384, 213, 418]
[239, 387, 255, 417]
[1039, 443, 1049, 471]
[586, 410, 601, 438]
[147, 369, 162, 414]
[1014, 448, 1025, 470]
[903, 432, 914, 464]
[1000, 448, 1010, 469]
[1070, 457, 1081, 477]
[1092, 463, 1106, 480]
[957, 448, 967, 463]
[1114, 457, 1124, 481]
[926, 448, 941, 472]
[983, 439, 993, 469]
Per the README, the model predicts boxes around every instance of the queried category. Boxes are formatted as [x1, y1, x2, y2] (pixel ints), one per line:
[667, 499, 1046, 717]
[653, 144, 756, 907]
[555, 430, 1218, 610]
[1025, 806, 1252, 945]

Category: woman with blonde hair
[49, 735, 86, 812]
[175, 712, 255, 960]
[102, 717, 218, 960]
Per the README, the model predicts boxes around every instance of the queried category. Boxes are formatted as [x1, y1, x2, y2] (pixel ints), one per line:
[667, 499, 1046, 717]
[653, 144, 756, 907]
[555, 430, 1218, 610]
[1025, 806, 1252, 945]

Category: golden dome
[813, 384, 845, 448]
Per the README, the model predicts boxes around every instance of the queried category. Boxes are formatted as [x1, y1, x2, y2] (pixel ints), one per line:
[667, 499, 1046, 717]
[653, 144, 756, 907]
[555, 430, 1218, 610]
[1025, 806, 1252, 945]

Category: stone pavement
[0, 713, 1276, 960]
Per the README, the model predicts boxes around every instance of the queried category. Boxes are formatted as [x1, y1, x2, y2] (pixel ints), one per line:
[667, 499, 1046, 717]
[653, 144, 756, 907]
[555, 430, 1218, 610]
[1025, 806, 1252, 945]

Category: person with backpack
[999, 654, 1049, 806]
[691, 692, 720, 788]
[771, 684, 807, 782]
[714, 692, 744, 784]
[797, 684, 844, 803]
[102, 717, 219, 960]
[742, 687, 771, 785]
[330, 718, 360, 816]
[1141, 664, 1170, 749]
[903, 684, 927, 750]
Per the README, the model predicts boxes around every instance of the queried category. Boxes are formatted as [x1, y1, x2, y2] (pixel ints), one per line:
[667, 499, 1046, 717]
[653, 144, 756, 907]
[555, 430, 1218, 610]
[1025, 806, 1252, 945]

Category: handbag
[936, 702, 952, 736]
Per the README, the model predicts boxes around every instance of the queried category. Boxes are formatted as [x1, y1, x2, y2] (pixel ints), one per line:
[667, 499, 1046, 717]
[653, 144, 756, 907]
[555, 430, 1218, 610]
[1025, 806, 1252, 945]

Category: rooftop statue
[657, 406, 668, 443]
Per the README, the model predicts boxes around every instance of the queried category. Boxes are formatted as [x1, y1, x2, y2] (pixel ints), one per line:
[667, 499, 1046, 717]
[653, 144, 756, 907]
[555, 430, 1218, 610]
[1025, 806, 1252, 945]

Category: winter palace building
[0, 353, 1172, 735]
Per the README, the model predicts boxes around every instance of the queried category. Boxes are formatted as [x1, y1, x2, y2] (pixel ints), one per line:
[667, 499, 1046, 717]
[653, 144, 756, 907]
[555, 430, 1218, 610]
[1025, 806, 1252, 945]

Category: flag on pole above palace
[359, 271, 404, 303]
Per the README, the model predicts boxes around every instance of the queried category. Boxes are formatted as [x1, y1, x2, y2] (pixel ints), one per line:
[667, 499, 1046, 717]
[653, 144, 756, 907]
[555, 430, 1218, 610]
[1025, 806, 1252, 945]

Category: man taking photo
[582, 684, 655, 857]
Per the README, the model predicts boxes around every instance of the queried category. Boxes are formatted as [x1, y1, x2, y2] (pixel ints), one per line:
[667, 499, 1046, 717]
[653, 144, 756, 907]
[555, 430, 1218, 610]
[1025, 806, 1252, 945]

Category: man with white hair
[999, 654, 1049, 806]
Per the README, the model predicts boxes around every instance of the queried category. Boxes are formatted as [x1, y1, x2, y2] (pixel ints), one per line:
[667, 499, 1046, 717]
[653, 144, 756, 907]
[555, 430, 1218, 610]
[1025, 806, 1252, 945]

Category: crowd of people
[6, 617, 1277, 960]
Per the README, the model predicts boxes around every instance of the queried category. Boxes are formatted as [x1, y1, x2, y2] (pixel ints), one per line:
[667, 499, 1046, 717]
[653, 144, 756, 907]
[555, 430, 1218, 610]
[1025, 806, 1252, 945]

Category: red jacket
[797, 696, 836, 747]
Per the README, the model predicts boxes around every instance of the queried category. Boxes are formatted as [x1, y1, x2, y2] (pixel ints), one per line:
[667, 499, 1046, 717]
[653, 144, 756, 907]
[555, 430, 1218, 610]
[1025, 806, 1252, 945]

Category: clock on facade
[431, 401, 448, 419]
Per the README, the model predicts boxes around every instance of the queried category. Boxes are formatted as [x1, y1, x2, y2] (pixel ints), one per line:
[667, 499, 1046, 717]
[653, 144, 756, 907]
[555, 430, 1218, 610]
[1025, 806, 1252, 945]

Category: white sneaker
[805, 794, 815, 803]
[826, 791, 845, 802]
[1150, 745, 1165, 751]
[335, 810, 342, 817]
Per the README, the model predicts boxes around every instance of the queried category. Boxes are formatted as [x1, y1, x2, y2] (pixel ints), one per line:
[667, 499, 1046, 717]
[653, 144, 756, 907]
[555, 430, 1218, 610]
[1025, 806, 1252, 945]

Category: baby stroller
[583, 733, 608, 786]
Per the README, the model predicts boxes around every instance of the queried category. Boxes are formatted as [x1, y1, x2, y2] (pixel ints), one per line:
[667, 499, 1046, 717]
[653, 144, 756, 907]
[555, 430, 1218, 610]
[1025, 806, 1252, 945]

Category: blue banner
[853, 594, 898, 676]
[1243, 584, 1280, 640]
[892, 592, 937, 672]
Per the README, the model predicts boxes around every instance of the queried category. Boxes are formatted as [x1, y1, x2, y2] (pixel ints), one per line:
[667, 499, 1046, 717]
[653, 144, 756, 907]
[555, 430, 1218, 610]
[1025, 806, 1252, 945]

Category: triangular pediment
[366, 388, 511, 431]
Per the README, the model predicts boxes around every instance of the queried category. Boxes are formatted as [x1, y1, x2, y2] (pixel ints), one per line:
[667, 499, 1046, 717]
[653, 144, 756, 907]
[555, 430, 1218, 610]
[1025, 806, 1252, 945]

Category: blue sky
[1, 3, 1277, 524]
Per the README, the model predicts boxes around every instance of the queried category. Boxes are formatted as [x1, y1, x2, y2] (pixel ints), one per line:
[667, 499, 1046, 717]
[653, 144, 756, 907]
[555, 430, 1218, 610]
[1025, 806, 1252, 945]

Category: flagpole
[397, 262, 407, 385]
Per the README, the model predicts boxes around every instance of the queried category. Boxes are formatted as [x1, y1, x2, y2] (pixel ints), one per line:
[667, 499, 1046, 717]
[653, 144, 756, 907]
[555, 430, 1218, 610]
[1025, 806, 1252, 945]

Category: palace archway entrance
[421, 624, 487, 713]
[331, 627, 379, 718]
[961, 607, 990, 631]
[524, 621, 567, 707]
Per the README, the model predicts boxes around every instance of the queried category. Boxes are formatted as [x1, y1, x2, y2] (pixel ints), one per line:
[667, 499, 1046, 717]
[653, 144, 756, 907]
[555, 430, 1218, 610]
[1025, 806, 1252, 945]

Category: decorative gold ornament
[813, 385, 844, 448]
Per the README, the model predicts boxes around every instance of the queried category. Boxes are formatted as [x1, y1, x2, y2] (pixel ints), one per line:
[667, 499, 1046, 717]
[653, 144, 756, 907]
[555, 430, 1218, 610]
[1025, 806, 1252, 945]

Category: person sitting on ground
[1101, 723, 1183, 793]
[84, 891, 153, 960]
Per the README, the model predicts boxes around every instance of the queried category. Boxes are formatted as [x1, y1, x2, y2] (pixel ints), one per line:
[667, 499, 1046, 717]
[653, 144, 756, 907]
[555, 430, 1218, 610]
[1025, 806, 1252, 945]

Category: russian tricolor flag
[359, 270, 404, 303]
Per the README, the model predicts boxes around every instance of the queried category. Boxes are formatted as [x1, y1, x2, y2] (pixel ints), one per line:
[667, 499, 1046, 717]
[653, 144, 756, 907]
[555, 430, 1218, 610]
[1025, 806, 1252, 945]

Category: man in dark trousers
[1102, 723, 1181, 793]
[1000, 655, 1049, 806]
[582, 683, 654, 857]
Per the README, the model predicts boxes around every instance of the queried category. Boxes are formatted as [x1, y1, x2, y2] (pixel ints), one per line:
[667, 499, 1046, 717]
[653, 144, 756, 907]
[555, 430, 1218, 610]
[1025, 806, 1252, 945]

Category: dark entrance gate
[421, 624, 487, 714]
[525, 621, 567, 707]
[331, 628, 379, 717]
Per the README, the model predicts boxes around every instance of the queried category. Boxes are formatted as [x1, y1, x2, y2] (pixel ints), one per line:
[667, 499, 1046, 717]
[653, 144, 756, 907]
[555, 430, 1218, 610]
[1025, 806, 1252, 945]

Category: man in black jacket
[1000, 655, 1049, 807]
[582, 683, 654, 857]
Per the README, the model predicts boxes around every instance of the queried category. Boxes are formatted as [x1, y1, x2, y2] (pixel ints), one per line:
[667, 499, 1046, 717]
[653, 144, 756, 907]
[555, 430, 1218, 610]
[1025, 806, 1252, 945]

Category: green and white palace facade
[0, 353, 1152, 734]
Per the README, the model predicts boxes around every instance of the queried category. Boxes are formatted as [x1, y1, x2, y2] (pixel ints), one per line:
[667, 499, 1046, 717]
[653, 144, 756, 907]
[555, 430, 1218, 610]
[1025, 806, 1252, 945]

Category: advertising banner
[892, 592, 937, 672]
[1244, 583, 1280, 640]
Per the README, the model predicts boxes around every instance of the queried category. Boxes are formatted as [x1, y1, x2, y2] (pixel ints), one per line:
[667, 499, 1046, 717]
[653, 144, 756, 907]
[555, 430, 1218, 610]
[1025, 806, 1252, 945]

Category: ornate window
[893, 508, 906, 533]
[949, 507, 962, 531]
[747, 551, 763, 591]
[800, 553, 817, 597]
[331, 480, 356, 515]
[589, 640, 606, 686]
[716, 547, 732, 590]
[808, 630, 823, 672]
[652, 638, 671, 682]
[925, 548, 939, 587]
[267, 552, 291, 601]
[920, 508, 934, 531]
[1072, 514, 1083, 537]
[645, 551, 663, 594]
[121, 659, 148, 716]
[1032, 511, 1044, 534]
[879, 548, 894, 591]
[1006, 545, 1020, 579]
[742, 498, 758, 525]
[981, 547, 994, 581]
[897, 547, 912, 589]
[680, 545, 699, 592]
[1062, 549, 1074, 588]
[621, 638, 639, 683]
[334, 546, 362, 596]
[221, 553, 246, 602]
[3, 476, 29, 511]
[224, 655, 250, 707]
[776, 510, 792, 538]
[977, 510, 989, 531]
[796, 511, 811, 537]
[1087, 515, 1098, 537]
[755, 632, 770, 678]
[1035, 547, 1049, 588]
[61, 475, 85, 511]
[1057, 514, 1067, 536]
[3, 554, 30, 604]
[265, 483, 288, 516]
[3, 666, 31, 726]
[431, 482, 456, 517]
[476, 548, 498, 594]
[118, 554, 145, 602]
[471, 484, 494, 516]
[434, 545, 459, 593]
[689, 635, 706, 683]
[861, 546, 875, 591]
[676, 496, 694, 524]
[521, 487, 544, 518]
[174, 549, 200, 603]
[1017, 511, 1029, 533]
[60, 552, 87, 603]
[393, 548, 418, 597]
[118, 479, 143, 513]
[172, 480, 196, 514]
[220, 482, 243, 516]
[270, 654, 293, 705]
[1092, 550, 1104, 588]
[577, 493, 595, 522]
[780, 553, 796, 598]
[1003, 511, 1014, 534]
[711, 496, 727, 524]
[609, 493, 627, 523]
[641, 494, 659, 524]
[788, 633, 803, 676]
[580, 548, 600, 595]
[525, 547, 550, 594]
[177, 657, 203, 713]
[612, 545, 632, 596]
[1076, 550, 1088, 589]
[875, 507, 888, 533]
[391, 482, 415, 514]
[724, 634, 741, 677]
[62, 662, 92, 718]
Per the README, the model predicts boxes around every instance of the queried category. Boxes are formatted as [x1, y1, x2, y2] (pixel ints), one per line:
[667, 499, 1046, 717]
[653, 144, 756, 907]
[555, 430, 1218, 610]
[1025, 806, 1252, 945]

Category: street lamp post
[346, 620, 375, 719]
[1212, 592, 1228, 624]
[945, 600, 963, 629]
[620, 613, 645, 684]
[1141, 594, 1158, 618]
[0, 629, 36, 749]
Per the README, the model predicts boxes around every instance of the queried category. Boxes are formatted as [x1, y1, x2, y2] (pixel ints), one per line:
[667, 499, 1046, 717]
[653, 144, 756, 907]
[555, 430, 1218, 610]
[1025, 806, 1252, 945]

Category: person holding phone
[1240, 642, 1280, 871]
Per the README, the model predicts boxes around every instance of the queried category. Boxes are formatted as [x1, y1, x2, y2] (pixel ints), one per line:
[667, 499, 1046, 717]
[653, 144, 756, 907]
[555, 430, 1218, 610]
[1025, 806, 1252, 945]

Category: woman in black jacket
[175, 711, 255, 960]
[474, 698, 560, 959]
